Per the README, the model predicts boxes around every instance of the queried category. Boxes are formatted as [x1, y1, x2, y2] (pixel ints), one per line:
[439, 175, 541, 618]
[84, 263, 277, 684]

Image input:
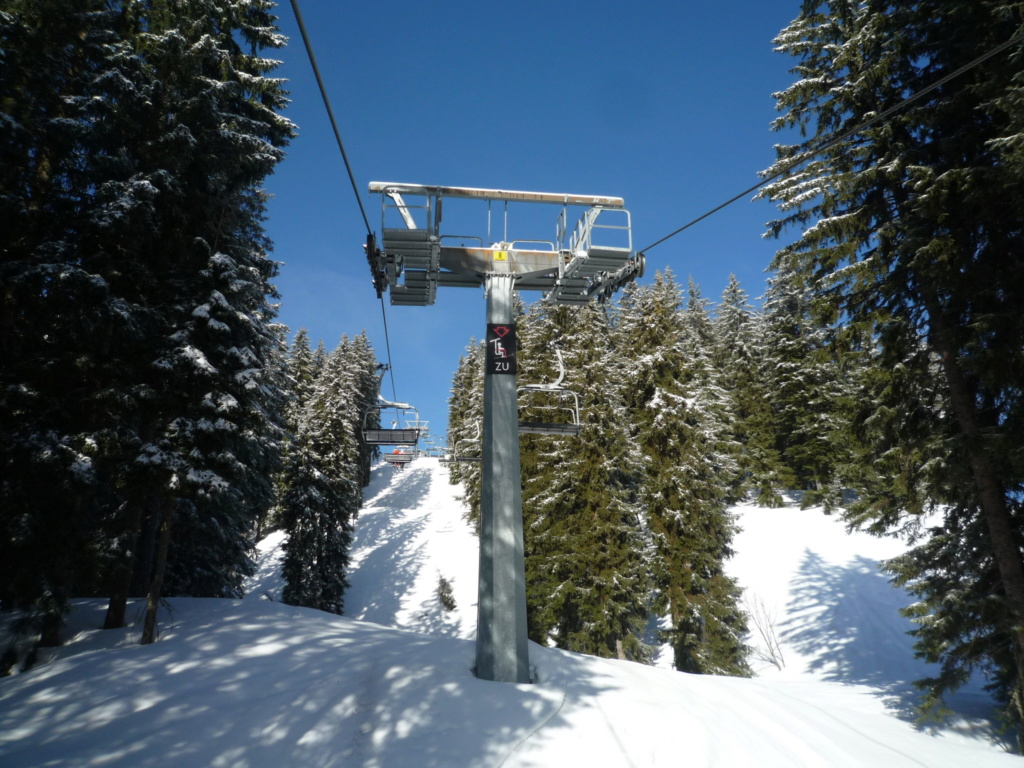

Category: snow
[0, 458, 1016, 767]
[179, 344, 218, 373]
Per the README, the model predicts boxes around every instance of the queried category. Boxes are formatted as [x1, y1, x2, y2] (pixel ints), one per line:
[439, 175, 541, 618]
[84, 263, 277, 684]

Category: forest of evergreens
[447, 269, 850, 678]
[3, 0, 1024, 747]
[0, 0, 379, 656]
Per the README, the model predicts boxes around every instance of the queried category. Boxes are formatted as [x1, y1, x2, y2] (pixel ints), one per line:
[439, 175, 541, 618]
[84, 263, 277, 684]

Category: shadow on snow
[0, 598, 615, 768]
[782, 549, 1009, 747]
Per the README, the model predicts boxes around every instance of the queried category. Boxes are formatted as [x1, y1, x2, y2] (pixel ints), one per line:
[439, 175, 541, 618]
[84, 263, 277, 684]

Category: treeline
[0, 1, 377, 667]
[448, 269, 851, 677]
[450, 0, 1024, 743]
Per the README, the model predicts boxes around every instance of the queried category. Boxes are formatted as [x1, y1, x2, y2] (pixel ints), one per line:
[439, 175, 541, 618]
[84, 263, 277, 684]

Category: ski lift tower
[366, 182, 644, 683]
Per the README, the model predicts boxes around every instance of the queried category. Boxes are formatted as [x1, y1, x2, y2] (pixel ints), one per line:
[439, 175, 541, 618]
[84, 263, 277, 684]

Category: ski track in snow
[0, 457, 1017, 767]
[343, 460, 479, 639]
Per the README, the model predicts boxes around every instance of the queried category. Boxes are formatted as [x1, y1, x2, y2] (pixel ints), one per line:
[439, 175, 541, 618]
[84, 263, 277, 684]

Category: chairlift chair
[361, 365, 422, 446]
[517, 347, 582, 437]
[361, 401, 422, 445]
[449, 421, 483, 463]
[384, 448, 415, 465]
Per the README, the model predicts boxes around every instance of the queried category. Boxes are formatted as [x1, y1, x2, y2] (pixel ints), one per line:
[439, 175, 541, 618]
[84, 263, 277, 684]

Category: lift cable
[378, 302, 398, 402]
[289, 0, 371, 236]
[289, 0, 399, 402]
[637, 27, 1024, 257]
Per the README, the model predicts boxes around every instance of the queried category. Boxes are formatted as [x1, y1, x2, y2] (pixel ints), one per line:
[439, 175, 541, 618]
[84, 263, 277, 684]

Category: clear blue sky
[264, 0, 803, 442]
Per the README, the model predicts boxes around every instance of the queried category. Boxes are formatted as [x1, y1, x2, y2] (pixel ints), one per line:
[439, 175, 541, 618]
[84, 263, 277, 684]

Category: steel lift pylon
[365, 182, 644, 683]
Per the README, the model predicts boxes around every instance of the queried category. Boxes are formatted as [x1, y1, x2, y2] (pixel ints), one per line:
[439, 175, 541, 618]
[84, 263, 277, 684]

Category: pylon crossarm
[377, 395, 414, 410]
[369, 181, 624, 208]
[367, 181, 642, 306]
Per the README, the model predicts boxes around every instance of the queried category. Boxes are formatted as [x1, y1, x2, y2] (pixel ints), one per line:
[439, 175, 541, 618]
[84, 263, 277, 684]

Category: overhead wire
[637, 26, 1024, 257]
[288, 0, 371, 237]
[288, 1, 1022, 395]
[288, 0, 398, 401]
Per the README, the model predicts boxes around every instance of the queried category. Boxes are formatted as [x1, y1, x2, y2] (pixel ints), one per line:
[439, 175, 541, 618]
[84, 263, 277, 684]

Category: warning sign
[486, 323, 517, 375]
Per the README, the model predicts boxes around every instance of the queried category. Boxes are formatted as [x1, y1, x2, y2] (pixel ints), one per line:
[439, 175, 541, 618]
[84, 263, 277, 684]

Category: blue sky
[263, 1, 804, 441]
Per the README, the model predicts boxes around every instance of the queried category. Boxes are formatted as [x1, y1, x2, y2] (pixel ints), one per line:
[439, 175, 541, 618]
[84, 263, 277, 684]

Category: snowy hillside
[0, 457, 1017, 767]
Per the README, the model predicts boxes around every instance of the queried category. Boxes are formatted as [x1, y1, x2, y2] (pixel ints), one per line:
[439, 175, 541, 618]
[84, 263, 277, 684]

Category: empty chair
[361, 365, 422, 446]
[448, 421, 483, 462]
[517, 346, 582, 437]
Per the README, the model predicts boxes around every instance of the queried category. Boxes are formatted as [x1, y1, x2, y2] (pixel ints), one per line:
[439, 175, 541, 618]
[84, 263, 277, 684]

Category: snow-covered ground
[0, 457, 1017, 766]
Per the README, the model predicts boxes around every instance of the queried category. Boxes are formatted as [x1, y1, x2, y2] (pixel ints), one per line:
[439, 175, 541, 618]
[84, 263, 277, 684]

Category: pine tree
[762, 0, 1024, 737]
[289, 330, 319, 418]
[125, 1, 293, 641]
[0, 0, 158, 645]
[1, 0, 295, 648]
[348, 331, 383, 488]
[279, 338, 363, 614]
[261, 329, 317, 537]
[616, 273, 750, 674]
[278, 436, 351, 613]
[446, 338, 485, 527]
[680, 279, 742, 507]
[712, 275, 792, 505]
[759, 263, 849, 508]
[519, 302, 654, 661]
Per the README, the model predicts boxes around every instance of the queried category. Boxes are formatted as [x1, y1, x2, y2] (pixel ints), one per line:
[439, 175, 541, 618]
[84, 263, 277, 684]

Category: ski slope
[0, 457, 1016, 767]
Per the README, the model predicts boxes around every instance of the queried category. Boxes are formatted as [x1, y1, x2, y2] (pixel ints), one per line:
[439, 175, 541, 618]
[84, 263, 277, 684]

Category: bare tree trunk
[141, 500, 174, 645]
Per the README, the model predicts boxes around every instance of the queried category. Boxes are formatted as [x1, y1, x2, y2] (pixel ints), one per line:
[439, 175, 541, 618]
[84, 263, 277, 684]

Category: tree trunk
[39, 611, 62, 648]
[131, 502, 161, 596]
[141, 500, 174, 645]
[104, 582, 130, 631]
[926, 302, 1024, 616]
[926, 296, 1024, 741]
[104, 502, 145, 630]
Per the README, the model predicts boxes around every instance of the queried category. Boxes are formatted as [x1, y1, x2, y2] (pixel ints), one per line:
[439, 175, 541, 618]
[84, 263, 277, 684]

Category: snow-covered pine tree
[761, 0, 1024, 739]
[519, 301, 654, 662]
[279, 337, 363, 614]
[160, 242, 289, 600]
[711, 275, 754, 358]
[348, 331, 382, 488]
[107, 0, 293, 641]
[261, 329, 318, 537]
[278, 434, 351, 614]
[712, 275, 792, 506]
[680, 279, 742, 506]
[0, 0, 161, 645]
[758, 262, 849, 508]
[616, 272, 750, 675]
[311, 339, 327, 379]
[288, 330, 319, 420]
[446, 338, 485, 527]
